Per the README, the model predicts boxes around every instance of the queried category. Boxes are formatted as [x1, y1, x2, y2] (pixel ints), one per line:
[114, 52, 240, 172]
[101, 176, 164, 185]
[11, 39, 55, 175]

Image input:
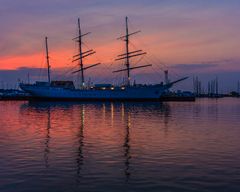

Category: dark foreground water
[0, 99, 240, 192]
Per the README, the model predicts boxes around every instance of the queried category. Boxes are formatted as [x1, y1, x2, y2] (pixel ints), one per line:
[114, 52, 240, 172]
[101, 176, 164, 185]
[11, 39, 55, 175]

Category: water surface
[0, 99, 240, 192]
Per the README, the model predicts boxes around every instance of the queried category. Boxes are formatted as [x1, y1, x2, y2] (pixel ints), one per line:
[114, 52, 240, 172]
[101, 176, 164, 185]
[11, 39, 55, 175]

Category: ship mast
[125, 17, 130, 85]
[78, 18, 84, 87]
[72, 18, 100, 88]
[113, 17, 152, 86]
[45, 37, 51, 84]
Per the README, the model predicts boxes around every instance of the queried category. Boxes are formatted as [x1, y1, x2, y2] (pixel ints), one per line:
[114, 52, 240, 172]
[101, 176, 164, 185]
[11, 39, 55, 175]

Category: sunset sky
[0, 0, 240, 92]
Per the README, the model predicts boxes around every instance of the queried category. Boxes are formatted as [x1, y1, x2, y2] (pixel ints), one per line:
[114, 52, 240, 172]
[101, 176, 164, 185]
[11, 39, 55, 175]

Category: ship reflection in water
[0, 99, 240, 192]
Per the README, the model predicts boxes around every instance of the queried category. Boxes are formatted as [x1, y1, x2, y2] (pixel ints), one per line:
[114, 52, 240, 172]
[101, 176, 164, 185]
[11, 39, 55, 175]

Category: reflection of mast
[122, 104, 131, 182]
[76, 105, 85, 178]
[162, 104, 170, 136]
[44, 106, 51, 168]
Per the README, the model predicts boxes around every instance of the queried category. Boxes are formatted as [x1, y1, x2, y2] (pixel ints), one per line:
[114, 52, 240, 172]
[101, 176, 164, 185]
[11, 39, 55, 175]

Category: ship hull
[20, 84, 168, 101]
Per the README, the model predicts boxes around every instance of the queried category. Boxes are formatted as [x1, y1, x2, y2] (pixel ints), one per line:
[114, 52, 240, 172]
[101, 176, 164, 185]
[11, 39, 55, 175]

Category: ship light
[111, 87, 114, 90]
[102, 87, 106, 90]
[121, 87, 125, 90]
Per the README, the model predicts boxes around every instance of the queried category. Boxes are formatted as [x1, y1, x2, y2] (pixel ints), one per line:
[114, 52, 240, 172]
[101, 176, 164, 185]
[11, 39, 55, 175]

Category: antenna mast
[45, 37, 51, 84]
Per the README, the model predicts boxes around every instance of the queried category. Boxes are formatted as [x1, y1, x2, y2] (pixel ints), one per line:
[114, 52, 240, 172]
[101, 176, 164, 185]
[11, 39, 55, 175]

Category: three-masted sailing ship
[20, 17, 187, 101]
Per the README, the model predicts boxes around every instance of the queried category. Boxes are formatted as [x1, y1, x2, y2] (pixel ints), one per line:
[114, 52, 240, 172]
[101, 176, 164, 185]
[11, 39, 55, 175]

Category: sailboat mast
[125, 17, 130, 86]
[71, 19, 100, 82]
[114, 17, 150, 85]
[45, 37, 51, 84]
[78, 18, 85, 87]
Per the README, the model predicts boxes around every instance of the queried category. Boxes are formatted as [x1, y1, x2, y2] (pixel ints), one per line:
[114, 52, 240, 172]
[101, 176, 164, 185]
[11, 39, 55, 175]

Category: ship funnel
[164, 70, 169, 84]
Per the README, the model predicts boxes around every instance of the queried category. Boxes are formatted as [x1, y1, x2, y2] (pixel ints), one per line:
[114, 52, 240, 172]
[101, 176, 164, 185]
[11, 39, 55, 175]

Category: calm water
[0, 99, 240, 192]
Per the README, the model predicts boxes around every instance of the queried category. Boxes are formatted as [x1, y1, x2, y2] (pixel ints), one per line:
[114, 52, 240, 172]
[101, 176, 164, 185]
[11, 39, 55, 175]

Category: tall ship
[20, 17, 187, 101]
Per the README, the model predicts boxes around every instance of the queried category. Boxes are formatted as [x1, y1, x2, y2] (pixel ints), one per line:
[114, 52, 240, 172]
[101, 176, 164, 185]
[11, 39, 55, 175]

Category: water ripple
[0, 99, 240, 192]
